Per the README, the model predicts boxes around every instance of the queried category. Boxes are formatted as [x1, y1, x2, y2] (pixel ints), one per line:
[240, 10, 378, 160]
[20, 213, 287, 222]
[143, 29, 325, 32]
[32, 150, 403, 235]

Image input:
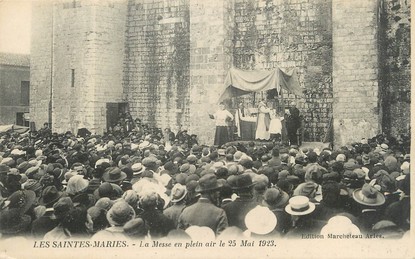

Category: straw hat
[245, 205, 277, 235]
[285, 196, 316, 216]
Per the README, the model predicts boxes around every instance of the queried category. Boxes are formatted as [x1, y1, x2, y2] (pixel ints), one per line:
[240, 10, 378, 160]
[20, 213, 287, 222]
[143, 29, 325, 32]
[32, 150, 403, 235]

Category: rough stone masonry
[30, 0, 410, 147]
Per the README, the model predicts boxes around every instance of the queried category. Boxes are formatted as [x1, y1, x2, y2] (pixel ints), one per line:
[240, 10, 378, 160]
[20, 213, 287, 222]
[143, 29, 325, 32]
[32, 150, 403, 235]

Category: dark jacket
[163, 203, 186, 228]
[270, 207, 292, 235]
[31, 209, 58, 239]
[222, 196, 258, 231]
[384, 197, 410, 231]
[141, 209, 175, 239]
[178, 198, 228, 236]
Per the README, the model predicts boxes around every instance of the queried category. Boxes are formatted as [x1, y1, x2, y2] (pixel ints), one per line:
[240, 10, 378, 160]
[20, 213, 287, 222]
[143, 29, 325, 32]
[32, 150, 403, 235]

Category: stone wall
[31, 0, 127, 134]
[30, 1, 53, 130]
[188, 0, 235, 145]
[123, 0, 190, 131]
[232, 0, 333, 142]
[30, 0, 411, 145]
[332, 0, 381, 146]
[381, 0, 411, 136]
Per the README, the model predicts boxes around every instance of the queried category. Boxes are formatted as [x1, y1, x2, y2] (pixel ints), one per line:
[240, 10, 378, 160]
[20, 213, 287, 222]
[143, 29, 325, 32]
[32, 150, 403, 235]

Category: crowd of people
[0, 116, 411, 241]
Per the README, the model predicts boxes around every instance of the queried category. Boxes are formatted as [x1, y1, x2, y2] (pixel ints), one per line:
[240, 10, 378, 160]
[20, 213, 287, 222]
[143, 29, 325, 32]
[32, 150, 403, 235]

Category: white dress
[255, 105, 271, 140]
[269, 110, 283, 135]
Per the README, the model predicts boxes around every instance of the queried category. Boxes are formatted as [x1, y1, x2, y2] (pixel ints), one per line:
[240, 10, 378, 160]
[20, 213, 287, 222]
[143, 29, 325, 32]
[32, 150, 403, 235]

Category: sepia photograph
[0, 0, 413, 258]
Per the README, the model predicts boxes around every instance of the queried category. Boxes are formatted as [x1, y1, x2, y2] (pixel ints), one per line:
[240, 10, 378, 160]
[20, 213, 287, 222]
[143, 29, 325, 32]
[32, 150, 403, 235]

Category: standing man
[39, 122, 52, 138]
[209, 102, 234, 147]
[222, 174, 258, 230]
[255, 99, 271, 141]
[286, 101, 301, 146]
[177, 174, 228, 236]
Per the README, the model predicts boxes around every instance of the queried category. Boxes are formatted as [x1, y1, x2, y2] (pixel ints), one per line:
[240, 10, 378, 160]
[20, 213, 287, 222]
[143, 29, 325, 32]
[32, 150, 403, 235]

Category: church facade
[30, 0, 410, 146]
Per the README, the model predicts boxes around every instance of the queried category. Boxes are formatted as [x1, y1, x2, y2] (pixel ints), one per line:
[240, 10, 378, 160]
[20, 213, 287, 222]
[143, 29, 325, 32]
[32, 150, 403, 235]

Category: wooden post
[280, 86, 288, 145]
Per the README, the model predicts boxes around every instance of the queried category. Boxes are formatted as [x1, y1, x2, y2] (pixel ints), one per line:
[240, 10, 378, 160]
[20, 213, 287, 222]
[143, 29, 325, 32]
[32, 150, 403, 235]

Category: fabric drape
[218, 67, 303, 101]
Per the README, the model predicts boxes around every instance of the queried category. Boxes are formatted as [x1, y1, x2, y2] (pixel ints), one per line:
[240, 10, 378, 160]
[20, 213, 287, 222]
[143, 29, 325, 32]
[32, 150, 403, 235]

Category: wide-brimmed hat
[139, 141, 151, 150]
[352, 183, 385, 206]
[344, 162, 357, 171]
[380, 143, 389, 151]
[66, 175, 89, 195]
[95, 158, 110, 168]
[320, 216, 361, 236]
[51, 197, 74, 220]
[293, 182, 318, 198]
[163, 161, 179, 175]
[174, 173, 188, 185]
[0, 209, 31, 234]
[39, 186, 64, 207]
[171, 183, 187, 202]
[233, 151, 243, 162]
[142, 156, 158, 168]
[195, 174, 222, 193]
[231, 174, 255, 190]
[180, 163, 190, 173]
[252, 174, 269, 186]
[245, 205, 277, 235]
[1, 157, 15, 167]
[131, 163, 144, 175]
[93, 182, 123, 200]
[186, 155, 198, 164]
[23, 179, 42, 193]
[102, 167, 127, 183]
[28, 158, 42, 167]
[107, 201, 136, 226]
[336, 154, 346, 162]
[6, 190, 36, 215]
[263, 187, 289, 209]
[95, 197, 114, 211]
[285, 196, 316, 216]
[185, 226, 215, 241]
[11, 149, 26, 157]
[122, 190, 139, 206]
[123, 218, 148, 237]
[373, 170, 397, 193]
[62, 170, 77, 185]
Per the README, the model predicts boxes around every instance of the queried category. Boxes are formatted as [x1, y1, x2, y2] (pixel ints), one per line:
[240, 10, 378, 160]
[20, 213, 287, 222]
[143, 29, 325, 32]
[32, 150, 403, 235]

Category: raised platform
[224, 140, 330, 150]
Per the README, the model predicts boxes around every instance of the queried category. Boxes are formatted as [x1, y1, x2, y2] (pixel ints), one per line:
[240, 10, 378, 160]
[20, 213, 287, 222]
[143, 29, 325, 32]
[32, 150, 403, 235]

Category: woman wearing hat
[85, 206, 109, 235]
[92, 200, 135, 240]
[31, 186, 64, 239]
[0, 208, 32, 238]
[4, 189, 37, 219]
[138, 191, 174, 239]
[66, 175, 95, 209]
[44, 197, 89, 239]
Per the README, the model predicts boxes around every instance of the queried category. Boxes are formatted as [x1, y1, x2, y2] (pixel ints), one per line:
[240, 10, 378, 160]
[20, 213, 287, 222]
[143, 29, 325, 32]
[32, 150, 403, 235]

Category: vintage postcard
[0, 0, 413, 258]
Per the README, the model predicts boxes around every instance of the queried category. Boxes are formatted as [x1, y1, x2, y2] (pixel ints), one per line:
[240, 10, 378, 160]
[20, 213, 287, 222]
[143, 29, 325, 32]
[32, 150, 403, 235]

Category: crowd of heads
[0, 118, 411, 241]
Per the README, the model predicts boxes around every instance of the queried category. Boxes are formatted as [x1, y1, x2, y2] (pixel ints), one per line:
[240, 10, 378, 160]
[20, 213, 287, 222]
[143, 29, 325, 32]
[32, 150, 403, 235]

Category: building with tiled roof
[0, 52, 30, 67]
